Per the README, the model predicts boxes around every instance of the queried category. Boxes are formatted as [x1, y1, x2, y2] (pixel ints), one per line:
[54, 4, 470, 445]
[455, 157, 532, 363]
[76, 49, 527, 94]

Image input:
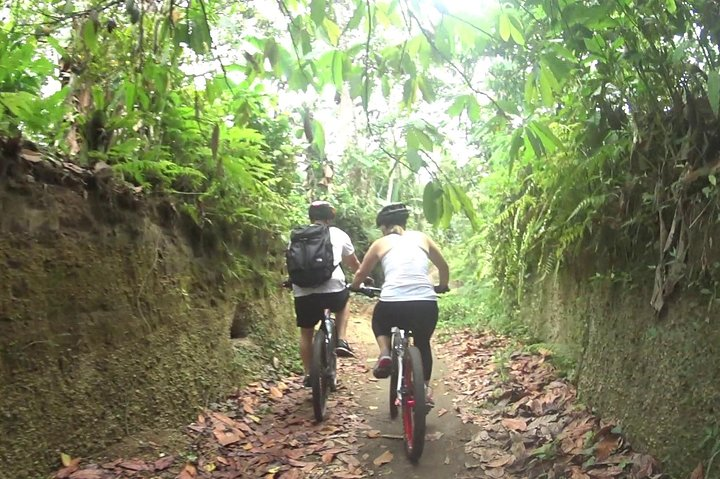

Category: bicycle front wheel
[402, 346, 426, 462]
[310, 329, 329, 422]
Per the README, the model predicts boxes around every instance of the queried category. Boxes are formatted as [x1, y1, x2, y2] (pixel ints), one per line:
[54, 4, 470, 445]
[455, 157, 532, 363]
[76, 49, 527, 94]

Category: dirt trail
[54, 300, 666, 479]
[342, 305, 478, 478]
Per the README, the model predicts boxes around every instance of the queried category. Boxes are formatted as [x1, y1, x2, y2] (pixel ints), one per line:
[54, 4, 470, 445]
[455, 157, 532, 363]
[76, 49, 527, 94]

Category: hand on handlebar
[434, 284, 450, 294]
[348, 284, 381, 297]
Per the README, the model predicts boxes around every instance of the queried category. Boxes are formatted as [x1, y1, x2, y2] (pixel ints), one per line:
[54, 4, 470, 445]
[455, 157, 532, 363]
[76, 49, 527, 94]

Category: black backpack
[286, 224, 336, 287]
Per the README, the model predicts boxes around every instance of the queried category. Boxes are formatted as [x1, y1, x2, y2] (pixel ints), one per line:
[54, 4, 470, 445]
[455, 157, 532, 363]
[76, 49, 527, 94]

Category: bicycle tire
[402, 346, 426, 462]
[310, 328, 329, 422]
[389, 352, 399, 419]
[327, 319, 338, 392]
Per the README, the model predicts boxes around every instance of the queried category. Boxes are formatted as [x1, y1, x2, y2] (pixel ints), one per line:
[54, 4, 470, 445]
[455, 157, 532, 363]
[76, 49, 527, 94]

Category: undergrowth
[438, 281, 578, 380]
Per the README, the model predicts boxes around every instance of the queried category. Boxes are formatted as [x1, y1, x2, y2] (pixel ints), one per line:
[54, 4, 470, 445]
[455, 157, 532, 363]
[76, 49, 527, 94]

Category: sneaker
[336, 339, 355, 358]
[303, 375, 311, 387]
[372, 355, 392, 379]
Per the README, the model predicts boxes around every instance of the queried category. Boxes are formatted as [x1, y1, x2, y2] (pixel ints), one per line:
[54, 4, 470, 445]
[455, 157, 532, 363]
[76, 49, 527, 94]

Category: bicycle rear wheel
[402, 346, 426, 462]
[310, 329, 329, 422]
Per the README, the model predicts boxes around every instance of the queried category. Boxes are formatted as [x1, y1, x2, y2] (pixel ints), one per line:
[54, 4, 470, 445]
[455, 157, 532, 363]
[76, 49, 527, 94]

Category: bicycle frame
[321, 309, 335, 345]
[320, 309, 338, 390]
[391, 327, 407, 406]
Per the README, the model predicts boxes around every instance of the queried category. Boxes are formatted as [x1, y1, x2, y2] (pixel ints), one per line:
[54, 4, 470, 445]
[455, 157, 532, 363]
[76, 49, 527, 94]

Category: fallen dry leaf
[153, 456, 174, 471]
[55, 465, 79, 479]
[322, 452, 335, 464]
[501, 417, 528, 431]
[595, 435, 619, 460]
[486, 454, 514, 468]
[118, 460, 148, 471]
[269, 386, 283, 399]
[485, 467, 505, 478]
[282, 469, 302, 479]
[437, 408, 449, 417]
[690, 462, 704, 479]
[20, 149, 43, 163]
[178, 463, 197, 479]
[213, 428, 243, 446]
[372, 450, 394, 466]
[68, 471, 104, 479]
[365, 430, 381, 438]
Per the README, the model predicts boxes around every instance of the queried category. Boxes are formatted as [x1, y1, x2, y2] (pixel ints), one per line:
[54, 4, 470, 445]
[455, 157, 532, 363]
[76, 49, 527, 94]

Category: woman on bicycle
[350, 203, 449, 405]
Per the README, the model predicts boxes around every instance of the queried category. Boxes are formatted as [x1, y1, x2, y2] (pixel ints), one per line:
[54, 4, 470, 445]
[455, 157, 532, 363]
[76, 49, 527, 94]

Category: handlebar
[282, 281, 448, 296]
[349, 285, 382, 297]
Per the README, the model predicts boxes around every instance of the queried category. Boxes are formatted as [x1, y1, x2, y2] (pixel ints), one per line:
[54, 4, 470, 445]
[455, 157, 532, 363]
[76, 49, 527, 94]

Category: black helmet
[308, 200, 336, 221]
[376, 203, 410, 227]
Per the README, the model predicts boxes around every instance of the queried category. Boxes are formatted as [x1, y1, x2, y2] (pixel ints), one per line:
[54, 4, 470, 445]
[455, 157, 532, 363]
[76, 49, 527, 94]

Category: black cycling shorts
[371, 300, 438, 338]
[294, 289, 350, 329]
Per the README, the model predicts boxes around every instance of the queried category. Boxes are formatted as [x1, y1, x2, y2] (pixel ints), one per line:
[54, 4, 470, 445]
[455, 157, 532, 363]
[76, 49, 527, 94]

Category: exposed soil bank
[524, 273, 720, 476]
[0, 169, 292, 478]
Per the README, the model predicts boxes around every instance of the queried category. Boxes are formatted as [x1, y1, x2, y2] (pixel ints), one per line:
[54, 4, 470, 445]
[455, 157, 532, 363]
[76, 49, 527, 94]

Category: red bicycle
[354, 286, 427, 462]
[388, 325, 426, 462]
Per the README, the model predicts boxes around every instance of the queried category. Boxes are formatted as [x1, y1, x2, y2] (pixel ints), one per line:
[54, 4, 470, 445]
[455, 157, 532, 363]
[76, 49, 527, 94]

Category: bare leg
[299, 327, 314, 375]
[376, 335, 391, 357]
[334, 301, 350, 341]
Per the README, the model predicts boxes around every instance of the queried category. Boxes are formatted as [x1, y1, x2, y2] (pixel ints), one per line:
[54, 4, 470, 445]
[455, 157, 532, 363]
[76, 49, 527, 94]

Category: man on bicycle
[350, 203, 449, 405]
[290, 201, 360, 387]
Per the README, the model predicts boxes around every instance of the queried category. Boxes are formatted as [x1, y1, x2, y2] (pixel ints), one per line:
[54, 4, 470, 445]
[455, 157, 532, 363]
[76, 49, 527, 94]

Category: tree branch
[197, 0, 236, 96]
[443, 11, 493, 39]
[363, 0, 373, 125]
[402, 1, 507, 118]
[276, 0, 312, 85]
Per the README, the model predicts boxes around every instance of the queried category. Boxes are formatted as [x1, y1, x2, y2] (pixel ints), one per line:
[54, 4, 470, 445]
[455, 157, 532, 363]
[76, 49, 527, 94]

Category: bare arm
[342, 253, 361, 273]
[350, 241, 382, 289]
[426, 236, 449, 288]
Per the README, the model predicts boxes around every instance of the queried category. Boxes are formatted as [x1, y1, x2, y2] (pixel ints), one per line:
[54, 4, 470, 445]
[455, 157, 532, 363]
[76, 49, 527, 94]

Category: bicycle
[353, 286, 434, 463]
[310, 284, 373, 422]
[309, 306, 338, 422]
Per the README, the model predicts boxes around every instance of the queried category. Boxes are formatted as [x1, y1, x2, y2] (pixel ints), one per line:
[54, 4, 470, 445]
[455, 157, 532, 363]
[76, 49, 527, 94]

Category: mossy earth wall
[523, 272, 720, 477]
[0, 178, 293, 478]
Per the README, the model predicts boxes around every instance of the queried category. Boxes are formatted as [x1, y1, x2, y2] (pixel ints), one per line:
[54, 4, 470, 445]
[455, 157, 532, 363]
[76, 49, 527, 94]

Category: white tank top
[380, 233, 437, 302]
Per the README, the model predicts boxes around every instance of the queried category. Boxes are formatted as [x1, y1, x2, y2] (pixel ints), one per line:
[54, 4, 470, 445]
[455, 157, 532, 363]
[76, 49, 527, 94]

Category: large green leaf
[311, 119, 325, 156]
[82, 19, 98, 52]
[346, 1, 365, 30]
[402, 78, 417, 108]
[507, 13, 525, 46]
[524, 70, 538, 105]
[508, 127, 524, 173]
[423, 180, 443, 225]
[538, 66, 556, 107]
[310, 0, 326, 26]
[447, 95, 467, 117]
[529, 121, 563, 153]
[439, 190, 453, 228]
[323, 18, 341, 46]
[331, 51, 344, 92]
[407, 147, 423, 171]
[451, 184, 479, 231]
[498, 13, 511, 42]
